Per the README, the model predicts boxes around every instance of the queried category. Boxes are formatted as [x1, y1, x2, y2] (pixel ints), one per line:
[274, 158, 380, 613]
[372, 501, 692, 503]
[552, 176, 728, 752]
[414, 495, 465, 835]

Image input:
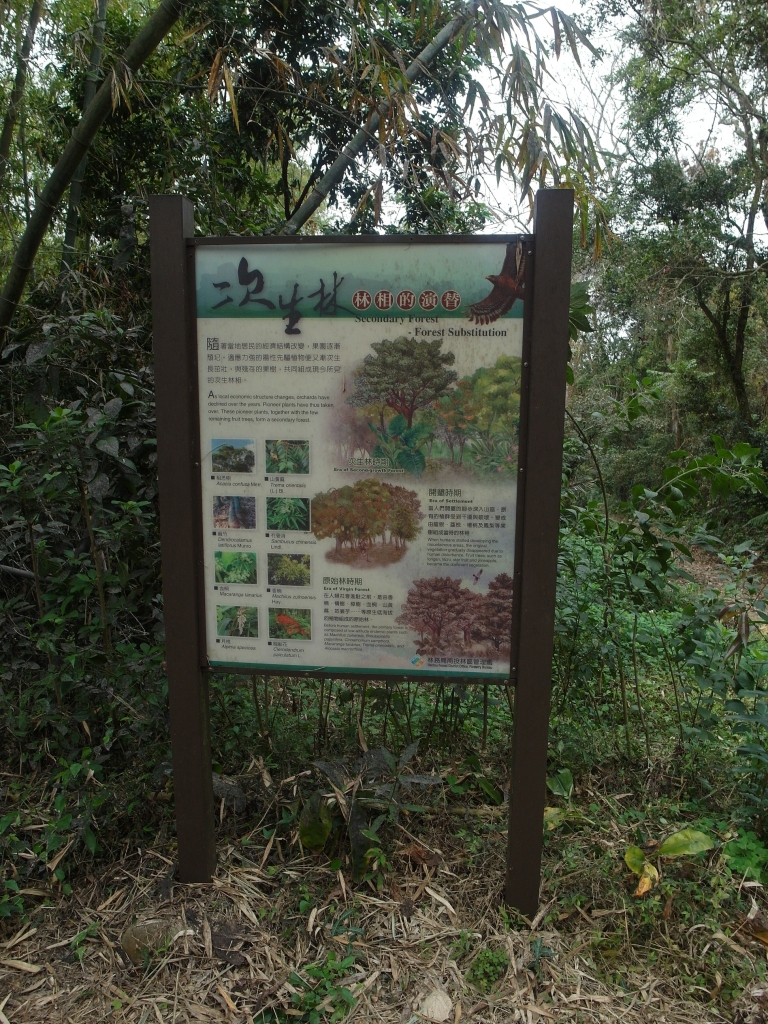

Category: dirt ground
[1, 795, 763, 1024]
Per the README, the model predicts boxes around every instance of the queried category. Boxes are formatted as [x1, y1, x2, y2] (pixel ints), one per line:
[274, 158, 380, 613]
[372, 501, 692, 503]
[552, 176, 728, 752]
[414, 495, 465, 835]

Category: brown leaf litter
[0, 821, 755, 1024]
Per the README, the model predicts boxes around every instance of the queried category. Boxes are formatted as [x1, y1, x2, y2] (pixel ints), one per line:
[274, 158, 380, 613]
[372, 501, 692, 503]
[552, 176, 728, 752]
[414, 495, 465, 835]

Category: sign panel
[195, 238, 527, 679]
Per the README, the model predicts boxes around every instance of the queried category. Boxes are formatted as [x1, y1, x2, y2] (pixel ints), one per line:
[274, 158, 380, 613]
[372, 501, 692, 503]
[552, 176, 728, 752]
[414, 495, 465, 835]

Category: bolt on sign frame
[149, 188, 573, 915]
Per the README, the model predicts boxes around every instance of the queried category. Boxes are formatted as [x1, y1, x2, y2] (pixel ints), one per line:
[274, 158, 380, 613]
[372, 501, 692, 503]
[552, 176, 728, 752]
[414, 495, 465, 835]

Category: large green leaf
[546, 768, 573, 800]
[624, 846, 646, 874]
[658, 828, 714, 858]
[396, 448, 426, 477]
[387, 414, 408, 437]
[299, 792, 332, 852]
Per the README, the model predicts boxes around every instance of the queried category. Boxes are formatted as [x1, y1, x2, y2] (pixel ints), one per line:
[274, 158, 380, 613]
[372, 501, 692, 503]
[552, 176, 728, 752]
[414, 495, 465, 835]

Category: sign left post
[149, 195, 216, 882]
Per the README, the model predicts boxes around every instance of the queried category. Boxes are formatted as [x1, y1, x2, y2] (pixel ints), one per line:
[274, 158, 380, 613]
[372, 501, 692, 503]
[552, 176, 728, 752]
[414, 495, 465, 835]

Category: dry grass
[1, 783, 764, 1024]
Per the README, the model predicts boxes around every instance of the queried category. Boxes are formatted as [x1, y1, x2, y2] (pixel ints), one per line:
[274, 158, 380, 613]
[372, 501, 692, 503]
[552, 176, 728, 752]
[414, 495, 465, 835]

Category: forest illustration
[211, 439, 255, 474]
[213, 495, 257, 530]
[216, 605, 259, 638]
[268, 607, 312, 640]
[214, 551, 257, 585]
[397, 572, 513, 658]
[337, 337, 520, 479]
[267, 553, 311, 587]
[311, 478, 423, 568]
[265, 439, 310, 475]
[266, 497, 310, 531]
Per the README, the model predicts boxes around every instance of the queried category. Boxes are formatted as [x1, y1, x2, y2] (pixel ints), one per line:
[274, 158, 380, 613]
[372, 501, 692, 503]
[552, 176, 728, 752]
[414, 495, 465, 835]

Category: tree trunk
[695, 283, 753, 424]
[0, 0, 187, 336]
[60, 0, 109, 278]
[0, 0, 43, 192]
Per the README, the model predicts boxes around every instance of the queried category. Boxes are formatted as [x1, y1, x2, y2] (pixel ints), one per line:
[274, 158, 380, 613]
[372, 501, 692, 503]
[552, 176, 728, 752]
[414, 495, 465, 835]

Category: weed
[467, 947, 509, 992]
[289, 951, 357, 1022]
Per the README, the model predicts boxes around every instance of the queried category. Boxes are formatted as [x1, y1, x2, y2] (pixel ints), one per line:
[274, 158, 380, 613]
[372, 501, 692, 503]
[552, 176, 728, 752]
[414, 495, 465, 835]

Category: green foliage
[266, 497, 310, 532]
[217, 605, 259, 638]
[267, 553, 311, 587]
[214, 551, 257, 585]
[369, 413, 430, 477]
[546, 768, 574, 801]
[722, 831, 768, 883]
[467, 947, 509, 992]
[266, 440, 309, 475]
[299, 792, 333, 852]
[289, 951, 357, 1023]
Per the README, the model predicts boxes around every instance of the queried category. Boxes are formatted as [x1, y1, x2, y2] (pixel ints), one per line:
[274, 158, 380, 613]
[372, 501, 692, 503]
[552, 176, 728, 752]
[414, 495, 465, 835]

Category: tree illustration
[311, 478, 422, 557]
[436, 378, 480, 464]
[398, 572, 513, 656]
[385, 484, 424, 548]
[475, 572, 513, 652]
[470, 356, 521, 438]
[349, 336, 458, 427]
[396, 577, 477, 652]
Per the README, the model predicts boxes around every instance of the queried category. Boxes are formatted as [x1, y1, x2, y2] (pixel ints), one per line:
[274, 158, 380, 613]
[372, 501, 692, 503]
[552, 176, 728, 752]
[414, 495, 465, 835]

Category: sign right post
[506, 188, 574, 914]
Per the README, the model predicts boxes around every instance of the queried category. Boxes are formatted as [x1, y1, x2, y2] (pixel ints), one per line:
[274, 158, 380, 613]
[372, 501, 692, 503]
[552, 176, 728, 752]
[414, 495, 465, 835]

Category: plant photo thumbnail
[213, 495, 257, 530]
[265, 439, 310, 474]
[266, 497, 310, 532]
[267, 553, 311, 587]
[216, 605, 259, 637]
[214, 551, 257, 585]
[211, 438, 256, 474]
[268, 607, 311, 640]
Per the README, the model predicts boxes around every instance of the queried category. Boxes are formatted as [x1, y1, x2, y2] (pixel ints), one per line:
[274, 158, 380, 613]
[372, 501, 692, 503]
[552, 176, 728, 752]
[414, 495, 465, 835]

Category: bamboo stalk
[0, 0, 44, 191]
[60, 0, 109, 278]
[280, 3, 478, 235]
[78, 479, 112, 659]
[0, 0, 187, 334]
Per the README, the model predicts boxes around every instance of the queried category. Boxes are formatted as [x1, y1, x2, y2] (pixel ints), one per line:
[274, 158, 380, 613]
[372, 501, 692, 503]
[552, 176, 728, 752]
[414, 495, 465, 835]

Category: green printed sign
[197, 237, 526, 679]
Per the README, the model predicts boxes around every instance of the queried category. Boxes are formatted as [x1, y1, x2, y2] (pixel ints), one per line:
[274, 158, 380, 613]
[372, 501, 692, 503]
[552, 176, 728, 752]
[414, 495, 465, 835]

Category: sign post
[150, 190, 573, 908]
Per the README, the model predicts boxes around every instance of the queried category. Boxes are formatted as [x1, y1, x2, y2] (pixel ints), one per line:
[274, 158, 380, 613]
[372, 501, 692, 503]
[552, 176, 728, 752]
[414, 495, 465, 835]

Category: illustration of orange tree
[349, 337, 458, 428]
[311, 478, 423, 553]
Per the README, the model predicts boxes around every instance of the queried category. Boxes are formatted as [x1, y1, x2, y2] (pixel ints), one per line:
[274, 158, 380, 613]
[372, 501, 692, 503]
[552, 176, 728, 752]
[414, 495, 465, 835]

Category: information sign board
[195, 238, 526, 679]
[149, 189, 574, 915]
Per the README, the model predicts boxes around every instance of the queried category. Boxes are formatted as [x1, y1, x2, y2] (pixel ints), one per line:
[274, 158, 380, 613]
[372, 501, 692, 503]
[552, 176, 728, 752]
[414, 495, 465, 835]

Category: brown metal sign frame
[149, 189, 573, 914]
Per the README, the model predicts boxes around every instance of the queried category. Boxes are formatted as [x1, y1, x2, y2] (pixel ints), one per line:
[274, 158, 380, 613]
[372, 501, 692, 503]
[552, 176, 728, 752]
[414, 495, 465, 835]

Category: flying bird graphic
[467, 240, 526, 325]
[472, 569, 483, 585]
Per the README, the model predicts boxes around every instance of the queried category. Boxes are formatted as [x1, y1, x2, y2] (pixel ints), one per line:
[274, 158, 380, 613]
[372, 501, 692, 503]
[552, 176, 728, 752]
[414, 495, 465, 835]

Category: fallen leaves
[420, 988, 453, 1022]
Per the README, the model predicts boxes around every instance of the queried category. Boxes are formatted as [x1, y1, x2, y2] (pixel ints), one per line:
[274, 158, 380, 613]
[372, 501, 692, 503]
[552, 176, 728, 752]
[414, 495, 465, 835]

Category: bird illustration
[472, 569, 483, 585]
[467, 240, 526, 325]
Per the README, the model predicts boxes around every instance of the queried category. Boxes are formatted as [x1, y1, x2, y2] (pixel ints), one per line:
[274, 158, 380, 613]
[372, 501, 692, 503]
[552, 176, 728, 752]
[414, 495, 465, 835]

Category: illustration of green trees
[349, 337, 458, 428]
[435, 378, 480, 465]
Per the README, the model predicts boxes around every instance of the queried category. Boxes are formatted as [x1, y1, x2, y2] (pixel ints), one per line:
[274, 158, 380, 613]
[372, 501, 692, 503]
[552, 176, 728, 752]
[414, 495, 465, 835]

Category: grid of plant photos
[209, 435, 314, 652]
